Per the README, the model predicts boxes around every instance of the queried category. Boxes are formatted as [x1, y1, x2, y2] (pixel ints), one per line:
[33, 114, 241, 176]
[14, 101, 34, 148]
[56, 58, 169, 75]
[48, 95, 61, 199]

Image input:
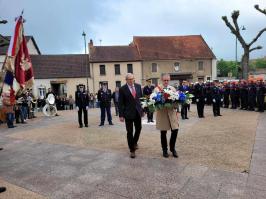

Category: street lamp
[0, 20, 7, 24]
[82, 31, 89, 92]
[235, 25, 246, 79]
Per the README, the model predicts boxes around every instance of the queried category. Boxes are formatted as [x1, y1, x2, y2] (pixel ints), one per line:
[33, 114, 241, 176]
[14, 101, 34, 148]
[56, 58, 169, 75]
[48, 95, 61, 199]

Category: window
[99, 65, 106, 75]
[38, 87, 46, 99]
[152, 63, 157, 73]
[127, 64, 133, 73]
[198, 61, 204, 71]
[114, 64, 120, 75]
[174, 62, 180, 71]
[151, 78, 158, 86]
[116, 81, 121, 88]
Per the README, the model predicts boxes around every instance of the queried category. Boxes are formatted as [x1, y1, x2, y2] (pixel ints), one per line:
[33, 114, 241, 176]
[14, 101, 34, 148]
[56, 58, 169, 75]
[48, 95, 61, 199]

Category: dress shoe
[109, 122, 114, 125]
[8, 126, 16, 128]
[85, 124, 89, 127]
[218, 114, 222, 116]
[163, 150, 169, 158]
[185, 117, 189, 119]
[135, 144, 139, 150]
[130, 151, 135, 158]
[79, 125, 83, 128]
[99, 123, 104, 126]
[151, 120, 154, 123]
[0, 148, 3, 151]
[170, 149, 178, 158]
[0, 187, 6, 193]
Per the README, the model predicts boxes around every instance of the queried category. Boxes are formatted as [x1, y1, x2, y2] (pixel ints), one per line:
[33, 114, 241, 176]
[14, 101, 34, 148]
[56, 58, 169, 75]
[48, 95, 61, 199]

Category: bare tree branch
[249, 45, 263, 52]
[255, 4, 266, 15]
[221, 15, 246, 47]
[232, 10, 240, 32]
[248, 28, 266, 47]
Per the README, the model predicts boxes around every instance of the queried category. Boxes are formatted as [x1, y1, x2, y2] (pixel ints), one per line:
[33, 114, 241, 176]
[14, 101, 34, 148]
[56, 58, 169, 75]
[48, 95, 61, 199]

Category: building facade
[133, 35, 217, 86]
[89, 41, 142, 92]
[31, 54, 93, 98]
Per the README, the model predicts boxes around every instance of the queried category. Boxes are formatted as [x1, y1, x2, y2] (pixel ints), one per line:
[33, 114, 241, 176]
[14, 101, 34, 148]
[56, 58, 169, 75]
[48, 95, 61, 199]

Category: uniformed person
[223, 81, 230, 108]
[240, 80, 248, 110]
[194, 79, 206, 118]
[211, 80, 222, 117]
[179, 81, 190, 119]
[143, 78, 155, 122]
[230, 82, 237, 109]
[256, 79, 265, 112]
[75, 85, 89, 128]
[248, 80, 257, 111]
[97, 83, 113, 126]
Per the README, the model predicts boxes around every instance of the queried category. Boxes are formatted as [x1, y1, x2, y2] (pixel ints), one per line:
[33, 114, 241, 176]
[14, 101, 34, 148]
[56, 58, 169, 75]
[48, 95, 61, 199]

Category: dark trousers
[100, 106, 112, 124]
[196, 100, 205, 117]
[223, 95, 229, 108]
[257, 95, 265, 112]
[147, 110, 154, 122]
[213, 102, 221, 116]
[69, 104, 73, 110]
[114, 102, 119, 116]
[181, 104, 188, 119]
[6, 113, 14, 128]
[125, 111, 142, 152]
[160, 129, 178, 151]
[240, 96, 248, 109]
[248, 97, 256, 110]
[78, 108, 88, 126]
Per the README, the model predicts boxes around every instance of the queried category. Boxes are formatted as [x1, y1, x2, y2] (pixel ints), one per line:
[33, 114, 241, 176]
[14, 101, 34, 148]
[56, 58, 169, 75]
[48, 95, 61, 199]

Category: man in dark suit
[143, 78, 155, 122]
[75, 85, 89, 128]
[119, 73, 143, 158]
[97, 83, 113, 126]
[194, 79, 206, 118]
[211, 80, 223, 117]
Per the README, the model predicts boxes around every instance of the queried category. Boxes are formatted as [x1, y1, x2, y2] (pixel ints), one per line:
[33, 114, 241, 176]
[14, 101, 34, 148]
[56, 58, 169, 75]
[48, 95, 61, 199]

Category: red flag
[1, 15, 34, 105]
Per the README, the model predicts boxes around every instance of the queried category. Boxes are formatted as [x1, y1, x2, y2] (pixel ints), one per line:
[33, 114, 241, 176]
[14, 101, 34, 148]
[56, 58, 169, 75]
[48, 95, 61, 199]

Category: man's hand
[76, 107, 79, 111]
[86, 106, 89, 110]
[119, 117, 124, 122]
[196, 99, 199, 102]
[213, 99, 216, 103]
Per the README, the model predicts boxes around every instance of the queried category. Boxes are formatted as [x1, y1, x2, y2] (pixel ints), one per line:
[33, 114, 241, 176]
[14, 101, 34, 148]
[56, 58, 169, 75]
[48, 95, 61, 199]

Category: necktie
[131, 86, 136, 98]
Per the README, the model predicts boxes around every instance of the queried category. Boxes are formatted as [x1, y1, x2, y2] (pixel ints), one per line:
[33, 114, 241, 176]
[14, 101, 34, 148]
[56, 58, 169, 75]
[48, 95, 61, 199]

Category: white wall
[212, 59, 217, 80]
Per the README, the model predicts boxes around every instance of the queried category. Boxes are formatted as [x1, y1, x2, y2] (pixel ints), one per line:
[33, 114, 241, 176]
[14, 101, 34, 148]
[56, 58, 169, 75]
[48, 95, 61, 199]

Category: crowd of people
[0, 89, 37, 128]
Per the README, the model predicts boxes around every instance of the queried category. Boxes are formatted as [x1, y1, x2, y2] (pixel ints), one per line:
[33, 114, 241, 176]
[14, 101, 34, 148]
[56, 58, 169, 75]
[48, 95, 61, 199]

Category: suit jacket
[75, 91, 89, 108]
[97, 89, 112, 107]
[119, 83, 143, 120]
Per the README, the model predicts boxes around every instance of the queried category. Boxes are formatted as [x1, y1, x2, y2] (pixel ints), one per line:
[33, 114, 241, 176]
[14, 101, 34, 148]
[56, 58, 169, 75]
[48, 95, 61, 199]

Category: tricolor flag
[1, 15, 34, 105]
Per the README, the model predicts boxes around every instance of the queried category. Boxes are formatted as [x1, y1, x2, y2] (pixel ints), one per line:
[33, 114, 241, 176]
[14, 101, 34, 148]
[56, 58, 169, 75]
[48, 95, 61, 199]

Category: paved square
[0, 105, 265, 199]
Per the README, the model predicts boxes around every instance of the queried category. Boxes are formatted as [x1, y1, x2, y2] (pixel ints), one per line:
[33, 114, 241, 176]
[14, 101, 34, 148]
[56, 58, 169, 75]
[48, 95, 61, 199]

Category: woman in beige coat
[155, 73, 179, 158]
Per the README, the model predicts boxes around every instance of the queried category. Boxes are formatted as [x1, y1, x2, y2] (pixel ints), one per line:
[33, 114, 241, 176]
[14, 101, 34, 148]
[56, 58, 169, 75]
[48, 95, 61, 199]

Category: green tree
[217, 59, 238, 77]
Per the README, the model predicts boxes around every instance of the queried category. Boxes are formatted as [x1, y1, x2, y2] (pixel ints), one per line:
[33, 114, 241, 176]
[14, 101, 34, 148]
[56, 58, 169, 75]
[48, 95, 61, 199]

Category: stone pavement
[0, 106, 265, 199]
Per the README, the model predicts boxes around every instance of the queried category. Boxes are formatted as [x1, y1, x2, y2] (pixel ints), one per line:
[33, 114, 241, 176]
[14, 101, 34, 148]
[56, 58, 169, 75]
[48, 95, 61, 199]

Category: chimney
[89, 39, 93, 49]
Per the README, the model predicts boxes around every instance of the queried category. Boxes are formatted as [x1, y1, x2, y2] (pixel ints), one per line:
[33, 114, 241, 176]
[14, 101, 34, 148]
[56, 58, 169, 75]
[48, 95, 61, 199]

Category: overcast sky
[0, 0, 265, 60]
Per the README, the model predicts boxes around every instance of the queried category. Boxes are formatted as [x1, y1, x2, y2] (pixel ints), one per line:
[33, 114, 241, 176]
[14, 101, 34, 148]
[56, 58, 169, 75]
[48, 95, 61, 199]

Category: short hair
[125, 73, 134, 80]
[161, 73, 170, 79]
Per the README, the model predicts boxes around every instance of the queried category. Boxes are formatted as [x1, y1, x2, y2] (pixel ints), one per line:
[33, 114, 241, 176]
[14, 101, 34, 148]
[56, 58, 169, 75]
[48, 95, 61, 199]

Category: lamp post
[235, 25, 246, 79]
[0, 20, 7, 24]
[82, 31, 89, 92]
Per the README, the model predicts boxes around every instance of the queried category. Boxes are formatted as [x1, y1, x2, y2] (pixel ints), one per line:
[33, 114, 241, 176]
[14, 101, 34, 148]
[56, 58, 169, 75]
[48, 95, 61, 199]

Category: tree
[255, 4, 266, 15]
[217, 59, 238, 77]
[222, 8, 266, 79]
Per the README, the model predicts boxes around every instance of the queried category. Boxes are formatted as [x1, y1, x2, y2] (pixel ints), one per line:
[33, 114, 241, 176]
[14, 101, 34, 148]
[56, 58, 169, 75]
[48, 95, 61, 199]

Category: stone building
[132, 35, 217, 85]
[89, 40, 142, 92]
